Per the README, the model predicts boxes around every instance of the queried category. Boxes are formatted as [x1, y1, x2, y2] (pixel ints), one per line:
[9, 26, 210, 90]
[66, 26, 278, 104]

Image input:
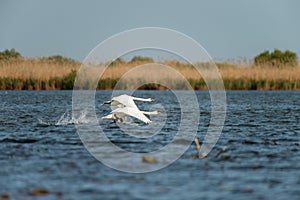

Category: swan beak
[150, 98, 155, 102]
[157, 111, 162, 114]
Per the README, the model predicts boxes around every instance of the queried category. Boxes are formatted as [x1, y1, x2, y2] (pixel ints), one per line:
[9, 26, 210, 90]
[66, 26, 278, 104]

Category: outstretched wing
[112, 107, 151, 124]
[112, 95, 138, 109]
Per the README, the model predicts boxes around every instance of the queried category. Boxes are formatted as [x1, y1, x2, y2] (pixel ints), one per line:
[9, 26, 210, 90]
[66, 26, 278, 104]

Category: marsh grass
[0, 58, 79, 80]
[0, 58, 299, 90]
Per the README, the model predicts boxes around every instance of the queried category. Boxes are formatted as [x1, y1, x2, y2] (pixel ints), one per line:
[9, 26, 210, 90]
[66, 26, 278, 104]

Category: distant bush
[129, 56, 154, 63]
[109, 56, 154, 66]
[44, 55, 79, 65]
[0, 48, 22, 60]
[254, 49, 298, 67]
[110, 58, 125, 66]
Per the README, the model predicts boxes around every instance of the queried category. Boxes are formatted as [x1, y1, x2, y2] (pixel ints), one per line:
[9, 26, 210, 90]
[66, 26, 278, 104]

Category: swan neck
[142, 111, 157, 115]
[132, 97, 150, 102]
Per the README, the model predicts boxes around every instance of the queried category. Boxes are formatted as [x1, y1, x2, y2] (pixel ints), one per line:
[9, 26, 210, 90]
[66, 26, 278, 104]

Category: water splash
[37, 118, 52, 126]
[38, 110, 90, 126]
[56, 110, 89, 125]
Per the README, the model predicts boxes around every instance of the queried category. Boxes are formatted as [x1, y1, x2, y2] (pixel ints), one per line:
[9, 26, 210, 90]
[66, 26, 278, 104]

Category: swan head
[103, 101, 112, 105]
[149, 98, 155, 102]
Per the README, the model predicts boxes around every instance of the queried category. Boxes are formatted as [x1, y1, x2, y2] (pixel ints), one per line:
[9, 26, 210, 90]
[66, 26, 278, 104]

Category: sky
[0, 0, 299, 62]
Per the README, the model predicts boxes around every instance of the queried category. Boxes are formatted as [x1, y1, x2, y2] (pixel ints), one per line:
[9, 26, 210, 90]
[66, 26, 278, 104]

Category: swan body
[108, 107, 150, 124]
[102, 108, 161, 124]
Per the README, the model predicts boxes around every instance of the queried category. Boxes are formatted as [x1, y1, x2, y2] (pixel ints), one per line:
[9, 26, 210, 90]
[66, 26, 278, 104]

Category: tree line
[1, 48, 298, 67]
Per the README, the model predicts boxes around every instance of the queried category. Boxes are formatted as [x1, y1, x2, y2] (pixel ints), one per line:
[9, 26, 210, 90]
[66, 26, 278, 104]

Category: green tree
[129, 56, 154, 63]
[110, 57, 125, 66]
[254, 49, 298, 67]
[254, 50, 270, 65]
[282, 50, 298, 67]
[45, 55, 79, 65]
[0, 48, 22, 60]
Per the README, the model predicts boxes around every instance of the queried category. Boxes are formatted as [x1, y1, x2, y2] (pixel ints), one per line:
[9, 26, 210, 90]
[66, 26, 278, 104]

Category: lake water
[0, 90, 299, 199]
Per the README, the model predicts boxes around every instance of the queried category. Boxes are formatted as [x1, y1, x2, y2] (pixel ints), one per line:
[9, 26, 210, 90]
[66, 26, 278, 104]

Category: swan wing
[112, 107, 151, 124]
[112, 95, 138, 109]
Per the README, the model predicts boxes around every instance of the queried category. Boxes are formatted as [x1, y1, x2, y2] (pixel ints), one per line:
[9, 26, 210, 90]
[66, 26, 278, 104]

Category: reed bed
[0, 58, 299, 90]
[219, 64, 300, 81]
[0, 58, 79, 80]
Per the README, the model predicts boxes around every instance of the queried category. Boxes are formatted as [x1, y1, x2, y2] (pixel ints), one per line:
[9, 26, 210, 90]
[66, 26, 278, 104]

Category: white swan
[103, 94, 154, 108]
[102, 107, 161, 124]
[102, 94, 159, 124]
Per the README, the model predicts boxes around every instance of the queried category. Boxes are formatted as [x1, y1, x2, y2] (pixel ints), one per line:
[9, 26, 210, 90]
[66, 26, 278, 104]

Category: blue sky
[0, 0, 299, 61]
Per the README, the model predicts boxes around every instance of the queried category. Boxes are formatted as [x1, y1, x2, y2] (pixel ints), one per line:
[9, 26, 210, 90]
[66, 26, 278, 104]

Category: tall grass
[0, 58, 79, 80]
[0, 58, 299, 90]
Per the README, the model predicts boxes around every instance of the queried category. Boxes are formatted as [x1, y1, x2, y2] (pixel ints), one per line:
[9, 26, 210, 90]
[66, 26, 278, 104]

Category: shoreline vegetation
[0, 50, 300, 90]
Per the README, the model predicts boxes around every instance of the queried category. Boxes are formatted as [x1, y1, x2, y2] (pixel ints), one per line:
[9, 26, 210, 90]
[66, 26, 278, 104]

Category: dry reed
[0, 58, 79, 80]
[1, 58, 300, 90]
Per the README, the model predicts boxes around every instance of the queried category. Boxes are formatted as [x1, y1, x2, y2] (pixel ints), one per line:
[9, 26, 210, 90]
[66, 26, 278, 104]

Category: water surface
[0, 91, 299, 199]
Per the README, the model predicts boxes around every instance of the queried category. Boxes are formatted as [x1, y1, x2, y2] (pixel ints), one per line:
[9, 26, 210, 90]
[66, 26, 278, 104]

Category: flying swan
[102, 94, 160, 124]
